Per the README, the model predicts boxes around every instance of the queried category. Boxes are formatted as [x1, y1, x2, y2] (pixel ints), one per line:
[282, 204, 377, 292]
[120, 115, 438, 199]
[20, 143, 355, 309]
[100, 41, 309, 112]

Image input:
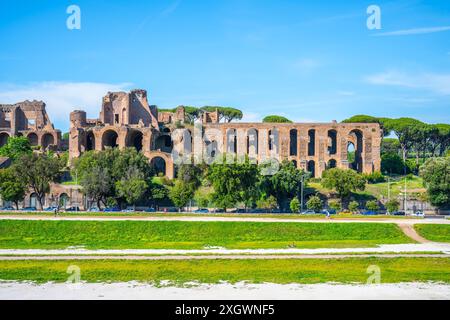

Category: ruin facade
[70, 89, 382, 179]
[0, 100, 61, 150]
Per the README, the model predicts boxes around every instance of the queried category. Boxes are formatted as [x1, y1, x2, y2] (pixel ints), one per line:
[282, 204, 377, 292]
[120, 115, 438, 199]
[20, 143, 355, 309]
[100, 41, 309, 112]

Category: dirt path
[1, 215, 448, 224]
[398, 223, 431, 243]
[0, 254, 448, 261]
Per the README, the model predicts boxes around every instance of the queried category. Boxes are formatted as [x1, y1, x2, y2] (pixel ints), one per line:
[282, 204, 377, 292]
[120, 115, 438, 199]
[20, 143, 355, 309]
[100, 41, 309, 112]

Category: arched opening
[290, 129, 298, 156]
[27, 133, 38, 146]
[348, 129, 363, 172]
[268, 129, 278, 152]
[151, 157, 166, 176]
[307, 160, 316, 178]
[247, 128, 258, 158]
[292, 160, 298, 168]
[42, 133, 55, 149]
[102, 130, 119, 149]
[59, 193, 70, 208]
[327, 130, 337, 155]
[308, 129, 316, 156]
[205, 140, 218, 159]
[86, 131, 95, 151]
[29, 193, 38, 208]
[162, 127, 171, 133]
[0, 132, 10, 147]
[328, 159, 337, 169]
[154, 134, 173, 153]
[126, 130, 143, 152]
[227, 129, 237, 154]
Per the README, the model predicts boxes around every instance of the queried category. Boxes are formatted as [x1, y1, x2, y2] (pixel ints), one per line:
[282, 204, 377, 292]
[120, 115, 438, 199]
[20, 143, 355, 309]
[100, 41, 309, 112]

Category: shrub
[306, 195, 323, 212]
[290, 197, 300, 213]
[364, 172, 386, 184]
[366, 200, 380, 211]
[385, 199, 400, 213]
[348, 201, 359, 213]
[328, 200, 341, 211]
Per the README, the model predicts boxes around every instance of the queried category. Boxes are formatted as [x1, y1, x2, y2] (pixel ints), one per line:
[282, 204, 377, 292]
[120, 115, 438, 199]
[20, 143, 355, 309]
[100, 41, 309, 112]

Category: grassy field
[0, 258, 448, 284]
[415, 224, 450, 243]
[0, 220, 413, 249]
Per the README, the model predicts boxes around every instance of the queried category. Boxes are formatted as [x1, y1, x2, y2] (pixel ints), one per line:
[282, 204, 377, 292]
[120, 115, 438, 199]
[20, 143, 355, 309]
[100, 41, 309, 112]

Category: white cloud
[365, 71, 450, 95]
[373, 26, 450, 36]
[0, 81, 132, 125]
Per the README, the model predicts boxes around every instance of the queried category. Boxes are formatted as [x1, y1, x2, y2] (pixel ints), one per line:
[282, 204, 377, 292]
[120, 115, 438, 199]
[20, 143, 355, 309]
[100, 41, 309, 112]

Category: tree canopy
[0, 136, 32, 161]
[321, 168, 366, 205]
[420, 157, 450, 209]
[262, 115, 292, 123]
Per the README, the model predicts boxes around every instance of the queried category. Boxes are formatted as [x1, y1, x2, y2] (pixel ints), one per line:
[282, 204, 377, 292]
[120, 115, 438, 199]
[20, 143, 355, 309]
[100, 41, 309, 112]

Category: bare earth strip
[1, 282, 449, 300]
[0, 254, 448, 260]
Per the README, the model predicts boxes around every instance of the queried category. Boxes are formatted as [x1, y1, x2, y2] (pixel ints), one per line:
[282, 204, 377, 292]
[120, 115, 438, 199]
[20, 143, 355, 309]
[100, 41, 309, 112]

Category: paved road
[1, 214, 449, 224]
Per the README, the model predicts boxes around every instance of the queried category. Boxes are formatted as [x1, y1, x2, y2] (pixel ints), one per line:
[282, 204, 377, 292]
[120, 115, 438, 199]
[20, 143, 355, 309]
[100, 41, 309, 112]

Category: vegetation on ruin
[0, 220, 413, 249]
[0, 257, 449, 284]
[262, 115, 292, 123]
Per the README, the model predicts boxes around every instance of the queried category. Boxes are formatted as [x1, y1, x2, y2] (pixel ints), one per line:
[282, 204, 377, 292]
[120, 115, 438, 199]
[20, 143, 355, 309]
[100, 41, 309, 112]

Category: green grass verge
[0, 258, 449, 284]
[415, 224, 450, 243]
[0, 220, 413, 249]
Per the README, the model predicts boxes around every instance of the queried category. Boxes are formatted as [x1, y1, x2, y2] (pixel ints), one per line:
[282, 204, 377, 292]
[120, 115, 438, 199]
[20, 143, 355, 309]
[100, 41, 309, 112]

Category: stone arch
[0, 132, 10, 147]
[327, 159, 337, 169]
[102, 129, 119, 149]
[126, 129, 144, 152]
[226, 128, 237, 154]
[348, 129, 363, 172]
[29, 193, 38, 208]
[268, 128, 279, 153]
[327, 129, 337, 155]
[290, 129, 298, 156]
[308, 129, 316, 156]
[41, 133, 55, 149]
[150, 156, 167, 176]
[59, 193, 70, 208]
[292, 159, 298, 168]
[27, 132, 38, 146]
[307, 160, 316, 178]
[86, 131, 95, 151]
[153, 133, 173, 153]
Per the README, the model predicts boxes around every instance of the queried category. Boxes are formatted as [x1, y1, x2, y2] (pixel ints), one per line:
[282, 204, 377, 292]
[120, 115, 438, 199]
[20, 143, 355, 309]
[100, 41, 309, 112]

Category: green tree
[256, 195, 278, 212]
[381, 138, 401, 155]
[306, 195, 323, 212]
[385, 199, 400, 213]
[82, 166, 113, 208]
[0, 167, 27, 209]
[0, 136, 32, 161]
[115, 167, 148, 208]
[201, 106, 243, 122]
[262, 115, 292, 123]
[348, 201, 359, 213]
[321, 168, 366, 206]
[169, 180, 195, 211]
[207, 158, 259, 211]
[15, 153, 63, 209]
[290, 197, 300, 213]
[420, 157, 450, 208]
[366, 200, 380, 211]
[381, 153, 406, 175]
[260, 161, 305, 209]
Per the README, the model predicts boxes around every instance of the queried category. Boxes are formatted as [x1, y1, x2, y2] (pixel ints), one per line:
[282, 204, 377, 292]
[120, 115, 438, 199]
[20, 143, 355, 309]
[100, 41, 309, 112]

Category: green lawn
[0, 220, 413, 249]
[415, 224, 450, 243]
[0, 258, 448, 284]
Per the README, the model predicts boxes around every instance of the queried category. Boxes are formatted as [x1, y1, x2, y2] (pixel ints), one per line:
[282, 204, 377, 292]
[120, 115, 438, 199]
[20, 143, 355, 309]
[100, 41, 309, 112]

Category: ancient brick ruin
[0, 100, 61, 150]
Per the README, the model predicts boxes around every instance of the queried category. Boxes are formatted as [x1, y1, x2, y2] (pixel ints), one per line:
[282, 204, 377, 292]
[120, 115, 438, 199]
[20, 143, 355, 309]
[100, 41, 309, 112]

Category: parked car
[321, 209, 336, 215]
[44, 206, 58, 212]
[300, 210, 316, 214]
[65, 206, 80, 212]
[194, 208, 209, 213]
[249, 208, 268, 214]
[121, 207, 135, 213]
[392, 211, 406, 216]
[145, 207, 156, 213]
[410, 211, 424, 217]
[21, 207, 37, 211]
[362, 210, 378, 216]
[88, 206, 100, 212]
[1, 206, 15, 211]
[103, 207, 120, 212]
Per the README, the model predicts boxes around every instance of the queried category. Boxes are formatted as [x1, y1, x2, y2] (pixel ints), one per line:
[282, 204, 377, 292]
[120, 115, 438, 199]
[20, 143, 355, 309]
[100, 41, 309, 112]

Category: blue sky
[0, 0, 449, 132]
